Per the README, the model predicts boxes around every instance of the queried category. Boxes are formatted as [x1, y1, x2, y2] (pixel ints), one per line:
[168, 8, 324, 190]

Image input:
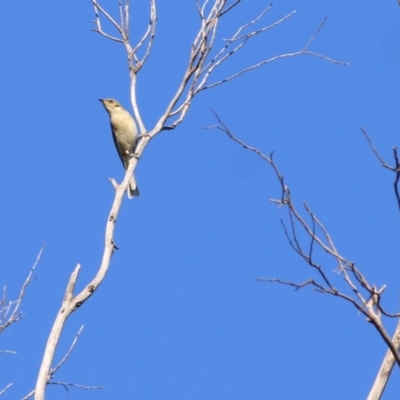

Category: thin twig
[48, 382, 104, 392]
[0, 244, 43, 334]
[361, 127, 400, 211]
[50, 326, 85, 377]
[91, 0, 123, 36]
[361, 127, 391, 168]
[392, 147, 400, 211]
[0, 383, 12, 396]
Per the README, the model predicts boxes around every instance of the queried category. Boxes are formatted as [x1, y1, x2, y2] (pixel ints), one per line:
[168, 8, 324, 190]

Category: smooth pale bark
[367, 321, 400, 400]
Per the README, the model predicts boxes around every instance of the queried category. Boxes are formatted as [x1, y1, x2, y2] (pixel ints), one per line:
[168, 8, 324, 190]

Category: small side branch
[48, 382, 104, 392]
[0, 350, 16, 354]
[50, 326, 84, 377]
[91, 0, 124, 37]
[30, 326, 102, 399]
[257, 277, 327, 293]
[0, 244, 43, 335]
[196, 15, 349, 92]
[393, 147, 400, 211]
[0, 383, 12, 396]
[361, 127, 400, 211]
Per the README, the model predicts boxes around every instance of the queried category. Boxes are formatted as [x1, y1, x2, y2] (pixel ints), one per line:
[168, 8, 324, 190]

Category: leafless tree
[32, 1, 347, 399]
[207, 112, 400, 400]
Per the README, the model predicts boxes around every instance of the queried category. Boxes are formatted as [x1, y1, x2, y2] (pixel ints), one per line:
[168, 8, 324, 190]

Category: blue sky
[1, 1, 400, 399]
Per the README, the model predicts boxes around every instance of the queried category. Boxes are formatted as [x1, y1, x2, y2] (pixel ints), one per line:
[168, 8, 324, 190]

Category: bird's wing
[110, 123, 127, 169]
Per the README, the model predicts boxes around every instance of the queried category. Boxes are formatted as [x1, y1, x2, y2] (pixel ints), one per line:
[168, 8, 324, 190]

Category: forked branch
[361, 127, 400, 211]
[0, 246, 43, 397]
[360, 126, 400, 400]
[0, 245, 43, 335]
[206, 111, 400, 374]
[29, 326, 103, 399]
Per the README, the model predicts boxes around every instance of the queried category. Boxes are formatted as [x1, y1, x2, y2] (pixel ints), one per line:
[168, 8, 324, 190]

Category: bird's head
[99, 98, 122, 114]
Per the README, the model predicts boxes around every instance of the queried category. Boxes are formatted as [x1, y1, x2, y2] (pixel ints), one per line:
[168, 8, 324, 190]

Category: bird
[99, 98, 140, 198]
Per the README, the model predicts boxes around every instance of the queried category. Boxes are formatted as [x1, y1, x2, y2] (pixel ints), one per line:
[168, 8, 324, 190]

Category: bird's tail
[128, 174, 140, 199]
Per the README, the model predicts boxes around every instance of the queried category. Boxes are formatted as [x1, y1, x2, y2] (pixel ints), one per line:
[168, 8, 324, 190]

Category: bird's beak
[98, 99, 104, 103]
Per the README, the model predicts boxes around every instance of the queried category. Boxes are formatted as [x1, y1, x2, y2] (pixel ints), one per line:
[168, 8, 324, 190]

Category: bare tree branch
[21, 389, 35, 400]
[91, 1, 348, 140]
[25, 381, 103, 400]
[34, 139, 142, 400]
[367, 319, 400, 400]
[0, 246, 43, 398]
[29, 325, 102, 399]
[206, 111, 400, 373]
[91, 0, 124, 37]
[358, 126, 400, 400]
[0, 383, 12, 397]
[48, 381, 104, 392]
[0, 244, 43, 335]
[131, 0, 157, 71]
[50, 326, 85, 377]
[361, 127, 400, 212]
